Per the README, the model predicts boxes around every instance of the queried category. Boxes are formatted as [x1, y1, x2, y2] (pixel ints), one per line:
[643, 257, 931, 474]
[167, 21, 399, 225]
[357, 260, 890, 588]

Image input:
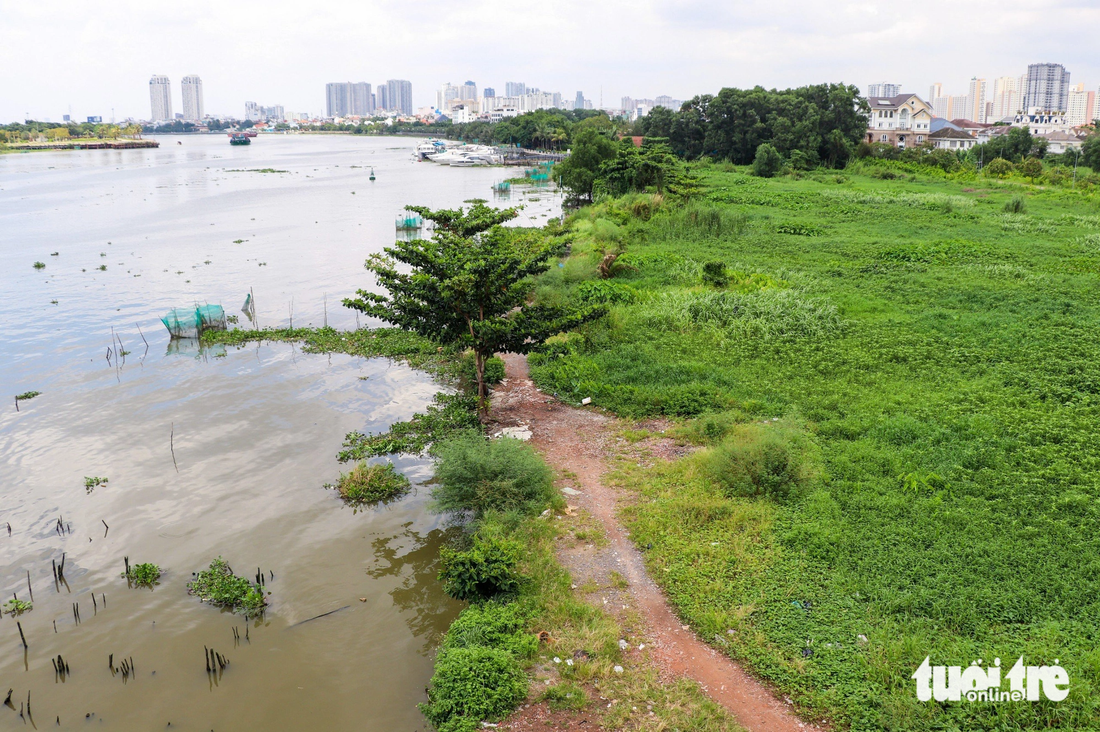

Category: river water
[0, 134, 560, 730]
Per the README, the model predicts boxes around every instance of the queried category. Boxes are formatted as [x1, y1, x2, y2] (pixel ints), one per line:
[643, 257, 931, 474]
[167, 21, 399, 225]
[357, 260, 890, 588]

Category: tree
[556, 127, 617, 200]
[752, 143, 783, 178]
[1082, 135, 1100, 172]
[1021, 156, 1043, 178]
[344, 203, 605, 411]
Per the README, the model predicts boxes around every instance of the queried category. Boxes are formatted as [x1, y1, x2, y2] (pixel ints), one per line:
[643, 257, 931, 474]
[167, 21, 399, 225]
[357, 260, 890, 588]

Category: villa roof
[868, 93, 929, 109]
[930, 127, 975, 140]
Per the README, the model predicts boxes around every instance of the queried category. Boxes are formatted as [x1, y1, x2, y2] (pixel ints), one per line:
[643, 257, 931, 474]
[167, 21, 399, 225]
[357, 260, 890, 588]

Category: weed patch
[187, 558, 266, 616]
[333, 461, 409, 505]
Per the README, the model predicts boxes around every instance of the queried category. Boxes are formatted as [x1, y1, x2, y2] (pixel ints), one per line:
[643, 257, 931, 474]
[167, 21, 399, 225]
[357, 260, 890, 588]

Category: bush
[442, 601, 537, 659]
[431, 432, 558, 517]
[574, 280, 638, 306]
[187, 557, 266, 616]
[125, 562, 161, 587]
[1021, 157, 1043, 178]
[1004, 195, 1028, 214]
[419, 647, 528, 729]
[439, 534, 523, 602]
[334, 461, 410, 505]
[701, 261, 729, 288]
[460, 353, 505, 389]
[983, 158, 1015, 178]
[705, 423, 814, 501]
[752, 143, 783, 178]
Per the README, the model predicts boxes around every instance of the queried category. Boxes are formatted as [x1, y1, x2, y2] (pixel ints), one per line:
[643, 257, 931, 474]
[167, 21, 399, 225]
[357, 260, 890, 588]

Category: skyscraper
[505, 82, 526, 97]
[149, 75, 172, 121]
[1023, 63, 1071, 112]
[386, 80, 413, 114]
[350, 82, 372, 116]
[867, 82, 901, 98]
[326, 82, 350, 117]
[461, 81, 478, 101]
[574, 91, 585, 110]
[991, 76, 1019, 120]
[483, 87, 496, 98]
[377, 85, 389, 111]
[967, 78, 987, 123]
[181, 75, 204, 121]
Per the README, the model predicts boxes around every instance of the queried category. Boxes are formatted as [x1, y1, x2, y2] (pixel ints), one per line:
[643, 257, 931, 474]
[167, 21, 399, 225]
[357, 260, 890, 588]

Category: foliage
[3, 598, 32, 615]
[594, 140, 694, 198]
[751, 143, 783, 178]
[334, 461, 410, 505]
[555, 127, 617, 200]
[339, 392, 480, 461]
[439, 533, 524, 602]
[635, 83, 866, 167]
[1004, 195, 1028, 214]
[704, 423, 815, 501]
[431, 432, 558, 517]
[702, 261, 730, 287]
[84, 476, 108, 489]
[187, 558, 266, 616]
[32, 261, 45, 269]
[125, 563, 162, 587]
[983, 157, 1015, 178]
[15, 391, 40, 401]
[441, 601, 537, 659]
[529, 166, 1100, 729]
[344, 202, 604, 407]
[970, 126, 1047, 164]
[1083, 133, 1100, 172]
[419, 647, 528, 729]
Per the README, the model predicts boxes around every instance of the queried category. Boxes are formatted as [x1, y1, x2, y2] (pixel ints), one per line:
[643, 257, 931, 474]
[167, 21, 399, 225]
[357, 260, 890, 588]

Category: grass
[125, 562, 161, 587]
[526, 165, 1100, 730]
[333, 461, 409, 505]
[187, 557, 266, 617]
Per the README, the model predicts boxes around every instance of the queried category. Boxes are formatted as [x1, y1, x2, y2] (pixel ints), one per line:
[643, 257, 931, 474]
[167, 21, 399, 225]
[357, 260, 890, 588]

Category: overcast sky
[2, 0, 1098, 122]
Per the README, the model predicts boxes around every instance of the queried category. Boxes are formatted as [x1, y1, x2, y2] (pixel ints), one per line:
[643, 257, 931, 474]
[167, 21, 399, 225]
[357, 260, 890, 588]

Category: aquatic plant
[3, 598, 32, 615]
[84, 476, 108, 490]
[15, 391, 41, 401]
[32, 261, 45, 269]
[334, 462, 409, 505]
[187, 557, 266, 616]
[124, 562, 161, 587]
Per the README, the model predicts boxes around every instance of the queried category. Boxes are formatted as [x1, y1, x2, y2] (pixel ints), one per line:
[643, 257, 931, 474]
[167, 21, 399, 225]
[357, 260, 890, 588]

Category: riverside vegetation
[523, 160, 1100, 730]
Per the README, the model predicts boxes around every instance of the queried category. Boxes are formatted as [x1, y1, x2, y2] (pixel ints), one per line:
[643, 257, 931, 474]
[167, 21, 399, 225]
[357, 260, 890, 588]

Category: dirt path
[491, 354, 819, 732]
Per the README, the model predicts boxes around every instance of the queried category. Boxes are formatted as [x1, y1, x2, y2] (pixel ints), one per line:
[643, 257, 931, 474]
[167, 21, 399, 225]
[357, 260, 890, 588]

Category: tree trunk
[475, 350, 488, 417]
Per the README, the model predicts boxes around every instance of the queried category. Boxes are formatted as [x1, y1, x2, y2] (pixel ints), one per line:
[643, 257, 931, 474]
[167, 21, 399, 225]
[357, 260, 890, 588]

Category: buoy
[369, 167, 376, 181]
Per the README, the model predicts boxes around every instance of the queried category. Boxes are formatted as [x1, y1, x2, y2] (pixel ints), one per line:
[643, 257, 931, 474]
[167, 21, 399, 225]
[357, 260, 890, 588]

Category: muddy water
[0, 135, 561, 730]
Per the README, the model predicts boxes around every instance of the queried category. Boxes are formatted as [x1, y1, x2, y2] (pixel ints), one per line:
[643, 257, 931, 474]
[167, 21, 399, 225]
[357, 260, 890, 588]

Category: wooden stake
[16, 621, 27, 649]
[170, 423, 178, 473]
[26, 571, 32, 602]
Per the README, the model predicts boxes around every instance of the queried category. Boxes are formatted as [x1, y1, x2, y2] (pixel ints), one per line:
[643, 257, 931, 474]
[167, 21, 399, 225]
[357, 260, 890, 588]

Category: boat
[245, 129, 258, 138]
[229, 133, 250, 146]
[369, 167, 376, 181]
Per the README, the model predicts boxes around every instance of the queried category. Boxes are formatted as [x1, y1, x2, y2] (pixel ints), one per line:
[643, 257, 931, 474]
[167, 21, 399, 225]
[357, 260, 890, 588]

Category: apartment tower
[149, 75, 172, 121]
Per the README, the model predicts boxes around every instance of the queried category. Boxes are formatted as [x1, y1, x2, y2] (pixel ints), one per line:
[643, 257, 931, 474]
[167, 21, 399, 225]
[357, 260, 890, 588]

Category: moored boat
[229, 133, 250, 146]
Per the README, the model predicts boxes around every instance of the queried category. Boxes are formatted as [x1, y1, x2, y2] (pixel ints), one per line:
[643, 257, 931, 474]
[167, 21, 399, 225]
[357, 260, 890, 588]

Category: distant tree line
[448, 109, 615, 149]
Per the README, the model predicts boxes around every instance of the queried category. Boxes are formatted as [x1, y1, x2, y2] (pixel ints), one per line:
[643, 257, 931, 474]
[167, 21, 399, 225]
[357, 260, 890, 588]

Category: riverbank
[3, 139, 158, 151]
[524, 164, 1100, 730]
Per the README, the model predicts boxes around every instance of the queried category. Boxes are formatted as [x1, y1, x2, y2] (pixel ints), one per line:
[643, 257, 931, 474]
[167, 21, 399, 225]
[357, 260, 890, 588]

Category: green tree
[556, 127, 617, 200]
[1082, 135, 1100, 172]
[752, 143, 783, 177]
[344, 203, 604, 410]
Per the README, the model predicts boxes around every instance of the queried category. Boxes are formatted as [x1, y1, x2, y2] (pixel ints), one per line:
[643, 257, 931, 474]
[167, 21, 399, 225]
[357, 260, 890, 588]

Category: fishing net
[197, 304, 227, 331]
[161, 305, 227, 339]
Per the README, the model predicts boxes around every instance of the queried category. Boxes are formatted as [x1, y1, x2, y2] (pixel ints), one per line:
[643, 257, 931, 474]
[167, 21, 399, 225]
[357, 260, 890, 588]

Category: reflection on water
[0, 135, 555, 730]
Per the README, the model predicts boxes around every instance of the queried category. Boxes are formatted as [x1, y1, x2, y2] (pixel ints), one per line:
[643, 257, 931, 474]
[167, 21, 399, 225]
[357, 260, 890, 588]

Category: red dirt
[490, 354, 820, 732]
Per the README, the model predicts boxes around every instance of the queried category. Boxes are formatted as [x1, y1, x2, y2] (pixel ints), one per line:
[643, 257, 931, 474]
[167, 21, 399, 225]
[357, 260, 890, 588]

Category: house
[866, 94, 935, 149]
[1040, 130, 1085, 154]
[929, 127, 977, 151]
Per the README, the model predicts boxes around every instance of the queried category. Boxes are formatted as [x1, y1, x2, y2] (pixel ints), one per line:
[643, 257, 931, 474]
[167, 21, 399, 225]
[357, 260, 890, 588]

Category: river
[0, 134, 561, 730]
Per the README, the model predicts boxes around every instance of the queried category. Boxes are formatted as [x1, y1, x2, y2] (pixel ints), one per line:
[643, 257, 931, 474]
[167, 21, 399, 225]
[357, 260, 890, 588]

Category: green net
[161, 304, 227, 339]
[197, 304, 227, 331]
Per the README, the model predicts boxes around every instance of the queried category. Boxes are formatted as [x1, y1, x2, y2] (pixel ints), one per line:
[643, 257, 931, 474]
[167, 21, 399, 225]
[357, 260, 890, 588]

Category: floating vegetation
[84, 476, 108, 491]
[32, 261, 45, 269]
[3, 598, 32, 615]
[333, 462, 410, 506]
[123, 561, 161, 588]
[226, 168, 288, 174]
[15, 391, 41, 401]
[97, 264, 107, 271]
[187, 558, 266, 616]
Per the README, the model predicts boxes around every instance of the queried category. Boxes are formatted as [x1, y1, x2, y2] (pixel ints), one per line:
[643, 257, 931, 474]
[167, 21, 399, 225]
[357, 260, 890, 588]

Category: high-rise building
[967, 78, 987, 123]
[326, 82, 350, 117]
[437, 82, 460, 111]
[655, 95, 681, 110]
[245, 102, 285, 121]
[505, 82, 526, 97]
[377, 85, 389, 111]
[461, 81, 478, 101]
[181, 75, 204, 121]
[948, 95, 969, 120]
[483, 87, 495, 98]
[149, 75, 172, 121]
[1066, 84, 1097, 127]
[990, 76, 1019, 120]
[574, 91, 585, 110]
[1023, 63, 1071, 112]
[350, 82, 372, 116]
[867, 82, 901, 98]
[386, 80, 413, 114]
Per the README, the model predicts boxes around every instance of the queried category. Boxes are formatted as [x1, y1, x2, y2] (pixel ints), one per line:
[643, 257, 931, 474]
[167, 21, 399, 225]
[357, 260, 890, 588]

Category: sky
[2, 0, 1099, 123]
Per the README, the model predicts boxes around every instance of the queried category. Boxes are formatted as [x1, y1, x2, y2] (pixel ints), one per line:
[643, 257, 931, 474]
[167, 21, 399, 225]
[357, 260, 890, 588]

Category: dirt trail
[491, 354, 818, 732]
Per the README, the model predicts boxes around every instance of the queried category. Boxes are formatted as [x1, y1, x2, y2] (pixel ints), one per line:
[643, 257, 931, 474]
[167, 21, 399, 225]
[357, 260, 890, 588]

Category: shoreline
[3, 139, 158, 152]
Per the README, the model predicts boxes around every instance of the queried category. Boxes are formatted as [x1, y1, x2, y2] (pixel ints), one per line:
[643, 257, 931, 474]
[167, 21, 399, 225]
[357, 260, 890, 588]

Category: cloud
[0, 0, 1096, 122]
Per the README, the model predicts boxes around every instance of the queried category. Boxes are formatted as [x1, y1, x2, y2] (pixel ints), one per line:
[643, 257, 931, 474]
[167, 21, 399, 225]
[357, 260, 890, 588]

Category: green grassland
[528, 164, 1100, 730]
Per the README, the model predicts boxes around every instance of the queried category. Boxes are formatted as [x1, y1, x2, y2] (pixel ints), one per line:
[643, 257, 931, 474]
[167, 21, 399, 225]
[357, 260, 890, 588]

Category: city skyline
[3, 0, 1099, 123]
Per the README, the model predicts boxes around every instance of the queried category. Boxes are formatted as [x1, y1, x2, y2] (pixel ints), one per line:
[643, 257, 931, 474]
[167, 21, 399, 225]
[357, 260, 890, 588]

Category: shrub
[187, 557, 266, 616]
[983, 158, 1015, 178]
[334, 461, 410, 505]
[1004, 195, 1028, 214]
[752, 143, 783, 178]
[705, 423, 814, 501]
[431, 432, 557, 517]
[419, 647, 528, 729]
[1021, 156, 1043, 178]
[442, 601, 537, 659]
[701, 261, 729, 288]
[125, 562, 161, 587]
[574, 280, 638, 306]
[439, 534, 523, 602]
